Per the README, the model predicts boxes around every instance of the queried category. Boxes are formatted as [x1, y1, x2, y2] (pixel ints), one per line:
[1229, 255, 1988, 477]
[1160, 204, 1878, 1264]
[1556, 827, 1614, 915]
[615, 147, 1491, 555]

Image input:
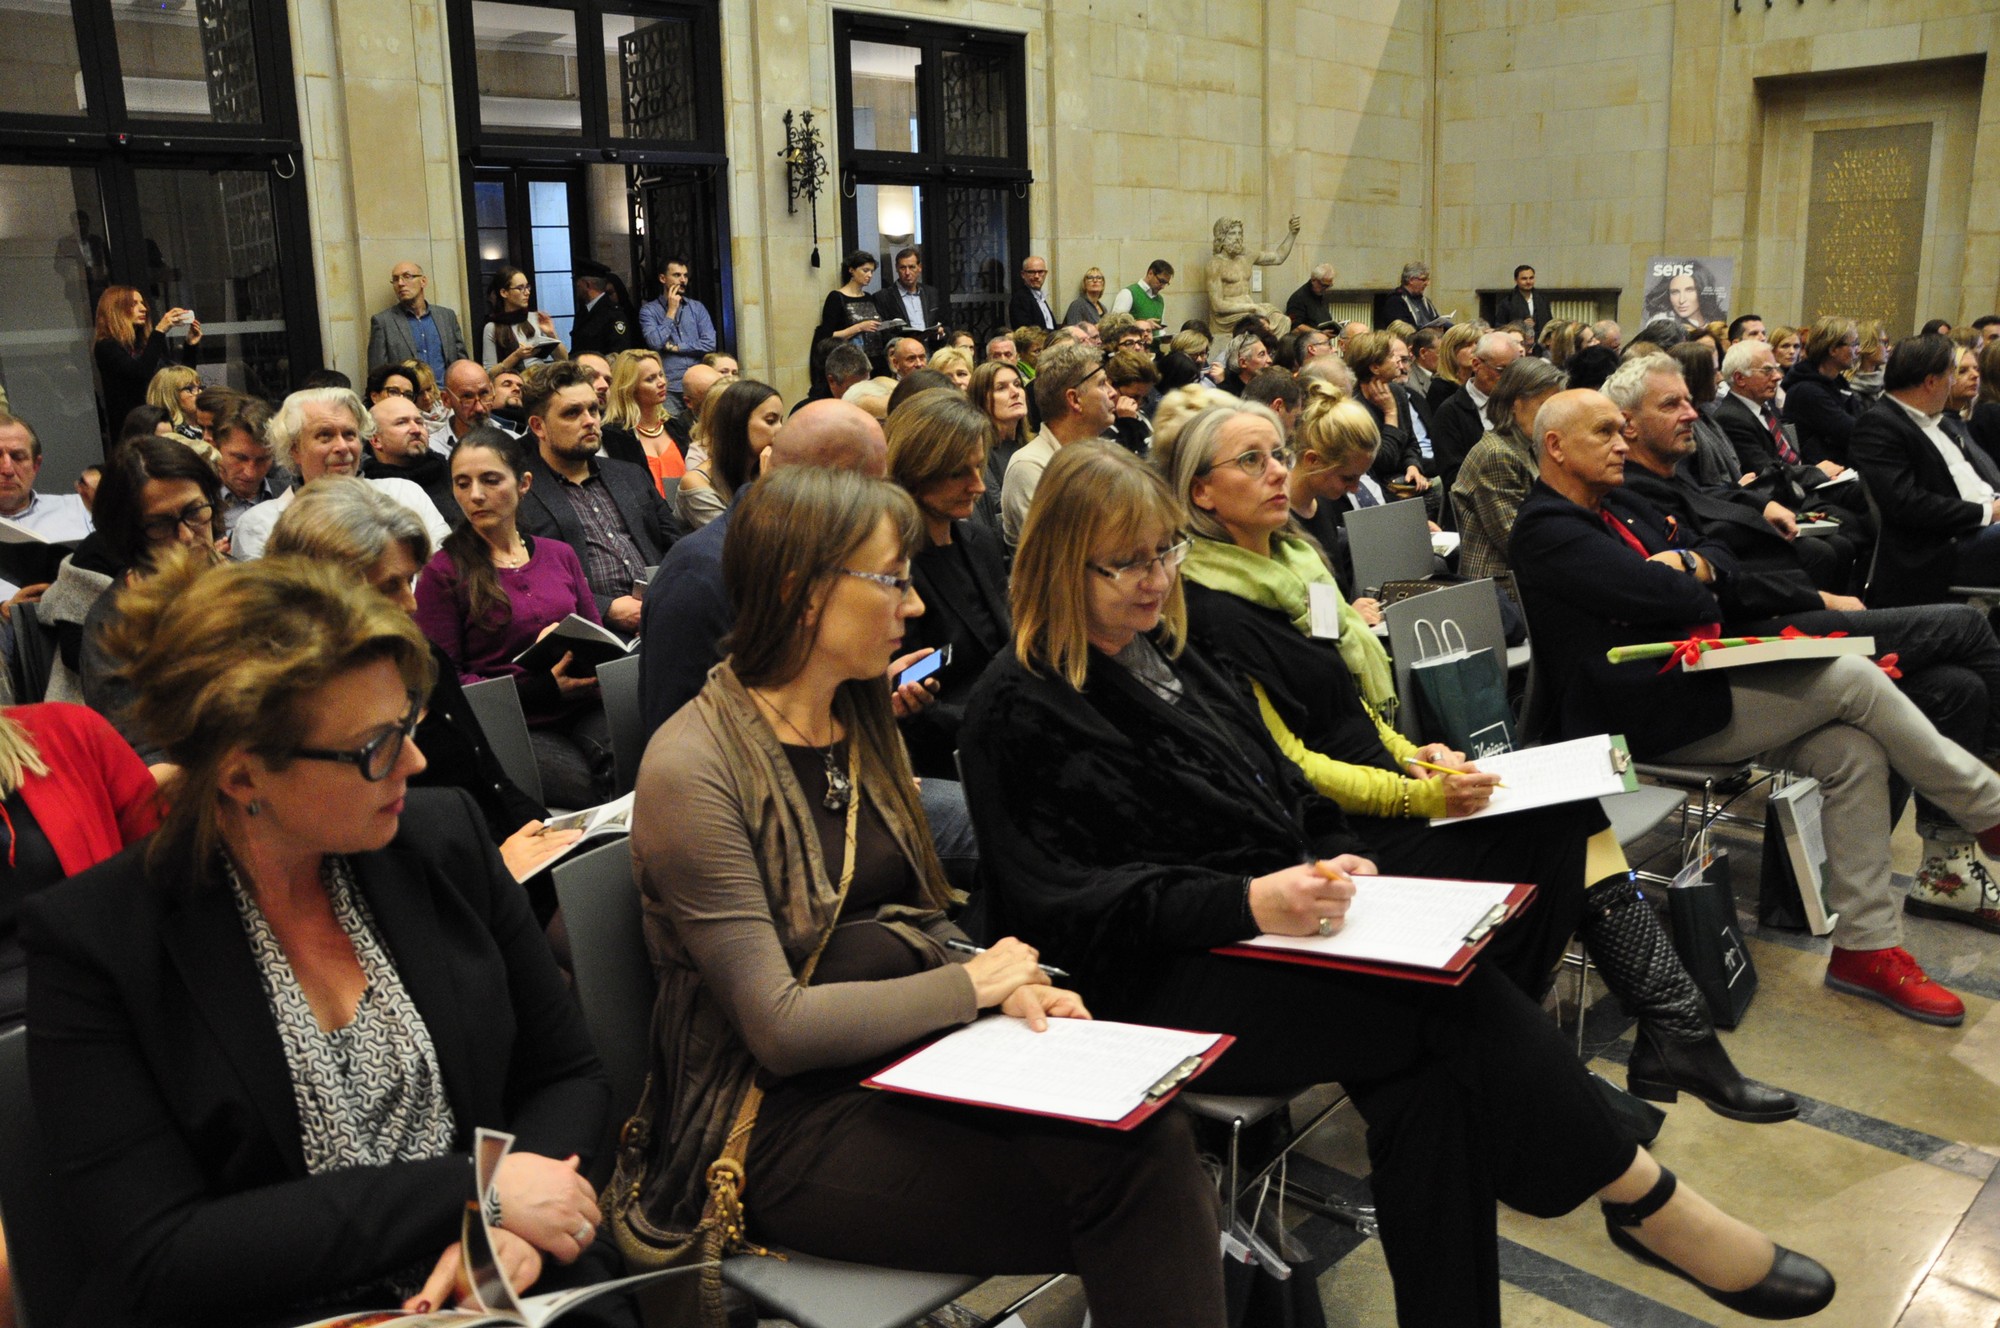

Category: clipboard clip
[1145, 1054, 1205, 1102]
[1609, 745, 1632, 775]
[1463, 903, 1509, 946]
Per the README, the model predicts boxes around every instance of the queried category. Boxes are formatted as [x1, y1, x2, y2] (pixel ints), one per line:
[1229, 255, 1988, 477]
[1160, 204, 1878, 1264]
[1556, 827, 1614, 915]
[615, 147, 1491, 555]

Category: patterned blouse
[229, 856, 458, 1177]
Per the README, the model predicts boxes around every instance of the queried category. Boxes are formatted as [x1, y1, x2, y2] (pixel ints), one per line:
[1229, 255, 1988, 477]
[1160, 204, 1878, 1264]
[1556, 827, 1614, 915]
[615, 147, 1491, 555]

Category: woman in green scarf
[1159, 391, 1798, 1127]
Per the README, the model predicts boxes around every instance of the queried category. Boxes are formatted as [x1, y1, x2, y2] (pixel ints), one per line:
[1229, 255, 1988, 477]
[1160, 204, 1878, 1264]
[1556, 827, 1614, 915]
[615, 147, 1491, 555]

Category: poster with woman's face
[1642, 257, 1732, 330]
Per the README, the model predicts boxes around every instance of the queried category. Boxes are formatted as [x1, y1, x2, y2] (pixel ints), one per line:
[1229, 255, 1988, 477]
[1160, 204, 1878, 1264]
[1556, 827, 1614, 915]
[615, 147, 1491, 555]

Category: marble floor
[930, 785, 2000, 1327]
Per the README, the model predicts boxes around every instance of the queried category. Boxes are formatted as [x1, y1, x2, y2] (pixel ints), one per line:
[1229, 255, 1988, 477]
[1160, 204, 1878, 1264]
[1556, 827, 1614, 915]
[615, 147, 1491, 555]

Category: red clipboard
[862, 1024, 1235, 1131]
[1213, 880, 1537, 987]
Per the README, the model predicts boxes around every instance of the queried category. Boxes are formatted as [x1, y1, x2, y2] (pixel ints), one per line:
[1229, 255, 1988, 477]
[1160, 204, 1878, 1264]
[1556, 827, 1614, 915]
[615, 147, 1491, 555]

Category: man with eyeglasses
[1714, 340, 1851, 504]
[429, 360, 504, 454]
[367, 262, 467, 377]
[1432, 330, 1519, 493]
[364, 394, 458, 525]
[1002, 343, 1119, 546]
[1008, 255, 1058, 332]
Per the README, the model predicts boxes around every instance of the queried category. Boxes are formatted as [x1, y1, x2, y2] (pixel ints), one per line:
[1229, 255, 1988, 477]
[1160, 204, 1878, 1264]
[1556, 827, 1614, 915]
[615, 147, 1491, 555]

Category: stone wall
[289, 0, 2000, 383]
[293, 0, 465, 377]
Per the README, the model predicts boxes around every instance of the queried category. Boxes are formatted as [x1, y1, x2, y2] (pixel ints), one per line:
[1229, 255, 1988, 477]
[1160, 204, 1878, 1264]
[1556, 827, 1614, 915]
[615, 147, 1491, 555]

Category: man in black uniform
[568, 259, 641, 357]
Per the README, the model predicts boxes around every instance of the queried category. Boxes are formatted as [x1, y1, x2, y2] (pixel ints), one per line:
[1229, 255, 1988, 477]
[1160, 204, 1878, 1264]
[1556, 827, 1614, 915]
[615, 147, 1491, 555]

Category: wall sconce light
[781, 109, 830, 268]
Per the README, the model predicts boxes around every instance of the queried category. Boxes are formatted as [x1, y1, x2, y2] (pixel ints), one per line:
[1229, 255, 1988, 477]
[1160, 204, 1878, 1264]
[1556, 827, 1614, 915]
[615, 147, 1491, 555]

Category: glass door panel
[0, 164, 105, 484]
[132, 167, 289, 402]
[940, 186, 1010, 337]
[847, 42, 920, 154]
[853, 182, 921, 297]
[472, 1, 582, 134]
[111, 0, 265, 124]
[2, 0, 87, 118]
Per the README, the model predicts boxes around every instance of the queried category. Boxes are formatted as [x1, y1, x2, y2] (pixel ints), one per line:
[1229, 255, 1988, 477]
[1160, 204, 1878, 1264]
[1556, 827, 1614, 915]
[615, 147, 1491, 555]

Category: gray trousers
[1661, 656, 2000, 951]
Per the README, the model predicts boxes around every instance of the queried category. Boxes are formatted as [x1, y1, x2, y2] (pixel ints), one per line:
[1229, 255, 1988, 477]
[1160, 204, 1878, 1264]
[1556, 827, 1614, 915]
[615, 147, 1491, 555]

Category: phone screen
[895, 647, 947, 689]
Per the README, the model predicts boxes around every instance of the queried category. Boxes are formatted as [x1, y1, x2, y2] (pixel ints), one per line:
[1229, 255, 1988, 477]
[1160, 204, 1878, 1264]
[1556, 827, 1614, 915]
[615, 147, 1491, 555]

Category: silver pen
[944, 939, 1071, 980]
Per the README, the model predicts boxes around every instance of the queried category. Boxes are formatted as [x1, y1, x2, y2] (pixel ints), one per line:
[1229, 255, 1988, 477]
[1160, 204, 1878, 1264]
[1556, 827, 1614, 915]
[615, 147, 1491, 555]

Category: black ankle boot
[1627, 1026, 1800, 1124]
[1602, 1168, 1836, 1320]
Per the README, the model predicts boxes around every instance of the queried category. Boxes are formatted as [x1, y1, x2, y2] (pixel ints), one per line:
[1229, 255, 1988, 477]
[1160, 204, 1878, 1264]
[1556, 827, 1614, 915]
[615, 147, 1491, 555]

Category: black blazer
[517, 450, 674, 615]
[1780, 363, 1863, 465]
[902, 520, 1010, 779]
[1617, 464, 1822, 621]
[1508, 483, 1737, 759]
[19, 788, 608, 1326]
[569, 292, 641, 357]
[1379, 289, 1437, 330]
[873, 283, 945, 341]
[1430, 385, 1487, 487]
[1492, 291, 1543, 332]
[1849, 397, 1991, 607]
[1007, 285, 1057, 332]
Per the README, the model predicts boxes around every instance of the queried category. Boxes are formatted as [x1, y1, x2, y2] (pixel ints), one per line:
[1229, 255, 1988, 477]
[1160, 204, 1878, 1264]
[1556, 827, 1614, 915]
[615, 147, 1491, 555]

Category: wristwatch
[1676, 549, 1699, 576]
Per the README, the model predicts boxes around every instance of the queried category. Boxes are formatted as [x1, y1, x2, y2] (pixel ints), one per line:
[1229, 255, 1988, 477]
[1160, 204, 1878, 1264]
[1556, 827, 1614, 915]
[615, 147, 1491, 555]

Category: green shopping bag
[1409, 618, 1515, 757]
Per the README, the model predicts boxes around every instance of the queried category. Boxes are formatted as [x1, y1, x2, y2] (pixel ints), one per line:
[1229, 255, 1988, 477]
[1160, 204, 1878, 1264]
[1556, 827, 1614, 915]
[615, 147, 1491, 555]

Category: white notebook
[1427, 733, 1638, 825]
[868, 1016, 1221, 1124]
[1229, 875, 1519, 972]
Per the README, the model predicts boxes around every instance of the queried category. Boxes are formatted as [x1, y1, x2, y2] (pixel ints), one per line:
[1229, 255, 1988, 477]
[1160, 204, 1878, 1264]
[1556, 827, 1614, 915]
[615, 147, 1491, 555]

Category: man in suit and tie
[1007, 255, 1058, 332]
[873, 246, 946, 348]
[1851, 335, 2000, 605]
[1431, 329, 1518, 490]
[1713, 340, 1852, 496]
[1380, 262, 1439, 330]
[366, 261, 467, 377]
[1493, 265, 1544, 341]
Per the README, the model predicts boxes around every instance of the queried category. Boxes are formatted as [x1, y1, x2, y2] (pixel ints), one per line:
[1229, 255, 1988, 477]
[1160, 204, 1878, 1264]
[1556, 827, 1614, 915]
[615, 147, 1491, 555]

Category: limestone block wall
[1435, 0, 1999, 332]
[292, 0, 466, 376]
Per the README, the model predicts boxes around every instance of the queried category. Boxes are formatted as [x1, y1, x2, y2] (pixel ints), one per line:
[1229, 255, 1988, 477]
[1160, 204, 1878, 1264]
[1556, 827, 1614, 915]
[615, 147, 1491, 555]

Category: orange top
[646, 440, 687, 493]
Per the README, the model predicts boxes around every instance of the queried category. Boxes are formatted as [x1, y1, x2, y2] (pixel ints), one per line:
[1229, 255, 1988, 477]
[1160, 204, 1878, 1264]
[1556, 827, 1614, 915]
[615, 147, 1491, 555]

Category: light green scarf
[1182, 533, 1398, 714]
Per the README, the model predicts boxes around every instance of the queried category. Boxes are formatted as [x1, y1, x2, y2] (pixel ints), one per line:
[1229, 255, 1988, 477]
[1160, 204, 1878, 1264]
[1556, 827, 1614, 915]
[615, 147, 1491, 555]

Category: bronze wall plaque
[1802, 122, 1932, 337]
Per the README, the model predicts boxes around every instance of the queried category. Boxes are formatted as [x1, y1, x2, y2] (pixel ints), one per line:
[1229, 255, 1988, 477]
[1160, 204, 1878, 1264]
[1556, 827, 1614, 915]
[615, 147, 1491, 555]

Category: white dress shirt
[1892, 394, 1992, 524]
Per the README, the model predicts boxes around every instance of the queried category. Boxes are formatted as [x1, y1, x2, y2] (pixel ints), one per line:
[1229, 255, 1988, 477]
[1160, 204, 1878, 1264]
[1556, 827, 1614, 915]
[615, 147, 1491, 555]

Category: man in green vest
[1110, 260, 1174, 339]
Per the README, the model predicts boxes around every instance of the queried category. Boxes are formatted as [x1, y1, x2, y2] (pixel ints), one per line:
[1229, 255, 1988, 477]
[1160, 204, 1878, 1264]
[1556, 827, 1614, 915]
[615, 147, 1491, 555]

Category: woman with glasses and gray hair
[22, 552, 619, 1321]
[1160, 391, 1792, 1121]
[957, 439, 1833, 1327]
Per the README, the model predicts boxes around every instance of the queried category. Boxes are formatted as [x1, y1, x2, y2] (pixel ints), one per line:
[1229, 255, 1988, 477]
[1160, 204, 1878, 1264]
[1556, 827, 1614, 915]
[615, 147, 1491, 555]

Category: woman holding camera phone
[93, 285, 201, 458]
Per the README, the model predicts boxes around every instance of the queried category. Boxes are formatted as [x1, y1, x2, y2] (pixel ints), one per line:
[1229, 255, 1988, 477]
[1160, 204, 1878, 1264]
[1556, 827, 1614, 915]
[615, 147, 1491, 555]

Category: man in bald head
[667, 361, 724, 453]
[430, 359, 496, 453]
[639, 398, 897, 733]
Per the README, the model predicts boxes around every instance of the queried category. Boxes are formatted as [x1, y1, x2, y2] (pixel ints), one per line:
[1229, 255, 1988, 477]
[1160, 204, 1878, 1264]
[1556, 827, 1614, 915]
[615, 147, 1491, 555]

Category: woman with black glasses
[23, 553, 617, 1322]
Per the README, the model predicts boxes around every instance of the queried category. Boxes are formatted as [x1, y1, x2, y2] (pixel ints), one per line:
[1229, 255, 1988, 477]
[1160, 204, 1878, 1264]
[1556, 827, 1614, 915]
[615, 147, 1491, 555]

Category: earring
[246, 800, 261, 817]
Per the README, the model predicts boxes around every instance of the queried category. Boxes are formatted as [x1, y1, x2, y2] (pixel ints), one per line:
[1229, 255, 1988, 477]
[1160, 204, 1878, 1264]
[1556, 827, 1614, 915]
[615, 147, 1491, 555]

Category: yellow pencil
[1407, 758, 1507, 789]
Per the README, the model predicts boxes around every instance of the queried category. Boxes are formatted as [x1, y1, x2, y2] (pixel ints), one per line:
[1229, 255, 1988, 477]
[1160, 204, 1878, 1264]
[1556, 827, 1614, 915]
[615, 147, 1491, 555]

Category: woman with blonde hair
[885, 389, 1009, 778]
[1429, 319, 1487, 411]
[1781, 314, 1864, 464]
[597, 348, 685, 495]
[624, 464, 1221, 1325]
[24, 552, 615, 1320]
[145, 364, 206, 443]
[1849, 318, 1889, 404]
[400, 358, 450, 432]
[926, 344, 973, 391]
[1063, 267, 1108, 328]
[1283, 384, 1387, 609]
[92, 285, 200, 455]
[959, 440, 1833, 1327]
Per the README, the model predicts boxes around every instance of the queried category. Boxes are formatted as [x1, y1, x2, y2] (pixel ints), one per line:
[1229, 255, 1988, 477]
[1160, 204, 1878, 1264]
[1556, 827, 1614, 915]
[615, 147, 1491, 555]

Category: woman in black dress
[92, 285, 199, 456]
[810, 249, 887, 391]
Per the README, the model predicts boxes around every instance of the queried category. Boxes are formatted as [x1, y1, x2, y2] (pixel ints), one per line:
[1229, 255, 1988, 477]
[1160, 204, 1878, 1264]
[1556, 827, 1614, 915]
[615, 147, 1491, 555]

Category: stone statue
[1206, 214, 1302, 336]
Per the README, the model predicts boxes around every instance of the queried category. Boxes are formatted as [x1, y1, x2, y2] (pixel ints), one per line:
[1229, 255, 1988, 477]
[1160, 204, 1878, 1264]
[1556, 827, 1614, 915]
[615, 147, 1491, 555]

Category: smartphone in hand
[895, 644, 950, 689]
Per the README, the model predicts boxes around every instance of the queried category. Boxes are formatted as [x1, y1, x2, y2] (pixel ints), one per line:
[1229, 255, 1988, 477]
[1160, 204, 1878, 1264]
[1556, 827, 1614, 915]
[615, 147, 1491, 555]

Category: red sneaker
[1825, 947, 1965, 1026]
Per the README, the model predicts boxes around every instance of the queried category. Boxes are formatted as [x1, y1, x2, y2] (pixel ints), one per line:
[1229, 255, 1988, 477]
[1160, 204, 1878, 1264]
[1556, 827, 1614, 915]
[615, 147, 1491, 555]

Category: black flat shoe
[1602, 1168, 1835, 1320]
[1627, 1027, 1800, 1124]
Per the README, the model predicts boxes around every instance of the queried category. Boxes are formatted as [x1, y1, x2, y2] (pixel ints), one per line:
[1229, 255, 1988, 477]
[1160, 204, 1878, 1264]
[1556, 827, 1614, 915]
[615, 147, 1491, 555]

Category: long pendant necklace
[755, 691, 852, 812]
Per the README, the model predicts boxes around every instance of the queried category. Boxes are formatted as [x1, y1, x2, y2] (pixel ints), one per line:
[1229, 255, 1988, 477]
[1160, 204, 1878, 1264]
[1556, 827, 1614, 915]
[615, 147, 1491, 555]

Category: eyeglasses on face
[839, 567, 916, 596]
[1201, 445, 1295, 478]
[290, 697, 425, 781]
[140, 501, 215, 542]
[1088, 537, 1191, 587]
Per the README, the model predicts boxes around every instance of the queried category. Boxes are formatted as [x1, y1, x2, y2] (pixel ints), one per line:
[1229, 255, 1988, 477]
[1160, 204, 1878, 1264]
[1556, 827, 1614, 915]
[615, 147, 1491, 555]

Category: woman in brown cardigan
[627, 466, 1226, 1326]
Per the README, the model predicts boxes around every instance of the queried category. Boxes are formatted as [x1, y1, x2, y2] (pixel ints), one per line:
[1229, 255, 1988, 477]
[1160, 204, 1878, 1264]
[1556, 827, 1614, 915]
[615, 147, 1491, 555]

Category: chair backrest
[1383, 577, 1507, 740]
[597, 653, 645, 797]
[461, 675, 544, 807]
[0, 1027, 89, 1326]
[1342, 496, 1434, 593]
[10, 603, 57, 706]
[552, 841, 655, 1144]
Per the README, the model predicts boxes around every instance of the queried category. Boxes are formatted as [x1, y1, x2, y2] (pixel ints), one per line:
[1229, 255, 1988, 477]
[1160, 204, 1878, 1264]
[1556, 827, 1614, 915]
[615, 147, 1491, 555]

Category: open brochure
[522, 793, 634, 877]
[865, 1016, 1229, 1129]
[0, 513, 87, 546]
[511, 614, 635, 676]
[1216, 875, 1533, 985]
[295, 1130, 694, 1327]
[1427, 733, 1639, 826]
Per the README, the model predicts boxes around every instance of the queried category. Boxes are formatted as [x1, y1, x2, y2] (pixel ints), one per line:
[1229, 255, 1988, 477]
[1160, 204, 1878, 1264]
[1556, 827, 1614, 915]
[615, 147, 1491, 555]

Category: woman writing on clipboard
[623, 465, 1227, 1325]
[956, 440, 1833, 1328]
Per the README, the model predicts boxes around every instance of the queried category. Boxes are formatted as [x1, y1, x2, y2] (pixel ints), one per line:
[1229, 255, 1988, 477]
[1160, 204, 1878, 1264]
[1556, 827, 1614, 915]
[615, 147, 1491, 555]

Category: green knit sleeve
[1251, 680, 1445, 819]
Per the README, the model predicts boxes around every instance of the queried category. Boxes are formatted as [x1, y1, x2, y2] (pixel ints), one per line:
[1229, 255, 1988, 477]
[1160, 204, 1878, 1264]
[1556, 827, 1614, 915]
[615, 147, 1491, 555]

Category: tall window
[448, 0, 731, 352]
[0, 0, 313, 479]
[834, 16, 1030, 340]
